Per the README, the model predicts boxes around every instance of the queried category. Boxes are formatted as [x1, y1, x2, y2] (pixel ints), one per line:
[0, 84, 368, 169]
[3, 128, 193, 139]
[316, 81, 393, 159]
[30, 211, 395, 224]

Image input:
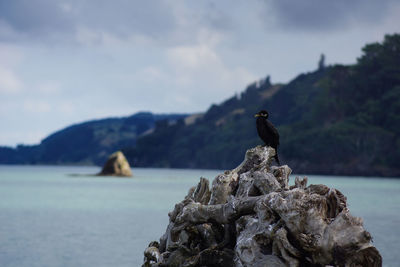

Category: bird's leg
[274, 153, 280, 165]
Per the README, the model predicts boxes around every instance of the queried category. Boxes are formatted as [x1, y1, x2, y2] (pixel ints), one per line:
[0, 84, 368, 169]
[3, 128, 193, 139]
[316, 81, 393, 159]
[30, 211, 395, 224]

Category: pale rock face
[98, 151, 132, 177]
[142, 146, 382, 267]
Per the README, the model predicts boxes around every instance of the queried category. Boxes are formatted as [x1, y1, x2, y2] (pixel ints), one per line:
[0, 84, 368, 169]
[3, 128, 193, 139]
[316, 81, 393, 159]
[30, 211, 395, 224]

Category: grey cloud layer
[0, 0, 176, 41]
[266, 0, 397, 31]
[1, 0, 396, 44]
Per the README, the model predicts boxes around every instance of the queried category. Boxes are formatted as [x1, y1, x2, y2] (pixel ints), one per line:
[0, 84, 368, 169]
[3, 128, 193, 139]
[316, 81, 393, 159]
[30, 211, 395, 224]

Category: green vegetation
[126, 34, 400, 176]
[0, 112, 187, 165]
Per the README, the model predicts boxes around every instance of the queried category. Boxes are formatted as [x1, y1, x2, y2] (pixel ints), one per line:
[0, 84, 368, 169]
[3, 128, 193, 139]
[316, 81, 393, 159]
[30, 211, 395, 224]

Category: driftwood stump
[143, 146, 382, 266]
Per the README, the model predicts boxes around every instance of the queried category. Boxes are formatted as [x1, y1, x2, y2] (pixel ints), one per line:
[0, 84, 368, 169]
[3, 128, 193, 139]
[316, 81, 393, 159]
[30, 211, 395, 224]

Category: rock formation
[98, 151, 133, 177]
[142, 146, 381, 266]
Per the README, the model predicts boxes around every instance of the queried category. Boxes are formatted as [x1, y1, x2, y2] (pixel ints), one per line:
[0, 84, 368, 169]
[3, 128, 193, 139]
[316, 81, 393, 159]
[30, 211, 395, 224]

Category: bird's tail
[274, 152, 280, 165]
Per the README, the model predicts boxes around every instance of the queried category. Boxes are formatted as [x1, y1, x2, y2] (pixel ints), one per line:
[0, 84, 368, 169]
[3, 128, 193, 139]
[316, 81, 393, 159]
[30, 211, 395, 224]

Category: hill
[124, 34, 400, 176]
[0, 112, 187, 165]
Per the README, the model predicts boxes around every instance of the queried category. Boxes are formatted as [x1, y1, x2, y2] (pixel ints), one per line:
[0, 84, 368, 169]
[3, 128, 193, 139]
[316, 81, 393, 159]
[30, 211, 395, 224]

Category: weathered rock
[143, 146, 382, 266]
[98, 151, 132, 177]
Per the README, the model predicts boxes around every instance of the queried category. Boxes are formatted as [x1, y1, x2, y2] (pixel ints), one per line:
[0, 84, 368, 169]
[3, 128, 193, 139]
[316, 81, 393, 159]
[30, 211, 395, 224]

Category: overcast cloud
[0, 0, 399, 146]
[265, 0, 398, 31]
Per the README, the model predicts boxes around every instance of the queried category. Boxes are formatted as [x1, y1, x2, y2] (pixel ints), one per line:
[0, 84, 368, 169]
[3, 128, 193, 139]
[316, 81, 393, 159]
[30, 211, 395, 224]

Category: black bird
[255, 110, 280, 165]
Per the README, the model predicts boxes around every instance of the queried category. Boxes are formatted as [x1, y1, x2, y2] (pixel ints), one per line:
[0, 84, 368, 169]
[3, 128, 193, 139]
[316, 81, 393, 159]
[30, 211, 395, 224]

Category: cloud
[0, 0, 176, 44]
[57, 101, 75, 115]
[264, 0, 399, 31]
[0, 44, 24, 94]
[166, 41, 257, 108]
[1, 0, 398, 46]
[79, 0, 176, 38]
[135, 66, 168, 84]
[0, 0, 74, 41]
[0, 0, 246, 47]
[0, 130, 46, 145]
[0, 66, 23, 94]
[37, 80, 62, 94]
[168, 44, 219, 71]
[23, 99, 52, 113]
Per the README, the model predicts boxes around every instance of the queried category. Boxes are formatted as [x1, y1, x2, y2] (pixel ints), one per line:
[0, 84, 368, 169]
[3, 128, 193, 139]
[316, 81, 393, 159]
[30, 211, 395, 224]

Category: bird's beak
[254, 114, 260, 117]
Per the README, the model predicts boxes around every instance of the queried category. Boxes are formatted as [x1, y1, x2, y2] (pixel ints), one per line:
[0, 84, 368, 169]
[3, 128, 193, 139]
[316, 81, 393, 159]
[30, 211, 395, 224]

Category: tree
[318, 53, 326, 70]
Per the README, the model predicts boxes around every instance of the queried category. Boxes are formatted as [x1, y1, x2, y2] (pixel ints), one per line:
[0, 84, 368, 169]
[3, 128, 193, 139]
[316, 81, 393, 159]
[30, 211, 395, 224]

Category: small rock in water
[98, 151, 132, 177]
[142, 145, 382, 267]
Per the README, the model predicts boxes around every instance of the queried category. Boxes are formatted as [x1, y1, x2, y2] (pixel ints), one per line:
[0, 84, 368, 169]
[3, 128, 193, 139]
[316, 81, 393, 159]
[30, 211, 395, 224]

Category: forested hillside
[125, 34, 400, 176]
[0, 112, 187, 165]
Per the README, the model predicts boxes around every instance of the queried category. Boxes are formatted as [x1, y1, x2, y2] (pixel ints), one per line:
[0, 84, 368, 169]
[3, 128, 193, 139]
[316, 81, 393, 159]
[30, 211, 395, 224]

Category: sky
[0, 0, 399, 146]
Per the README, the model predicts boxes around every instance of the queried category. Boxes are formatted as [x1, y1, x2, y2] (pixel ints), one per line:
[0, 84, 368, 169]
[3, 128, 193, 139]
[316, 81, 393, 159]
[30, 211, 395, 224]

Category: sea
[0, 166, 399, 267]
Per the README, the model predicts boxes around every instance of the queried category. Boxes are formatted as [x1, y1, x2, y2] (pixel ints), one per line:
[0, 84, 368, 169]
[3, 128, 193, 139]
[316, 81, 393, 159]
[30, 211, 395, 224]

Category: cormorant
[255, 110, 280, 165]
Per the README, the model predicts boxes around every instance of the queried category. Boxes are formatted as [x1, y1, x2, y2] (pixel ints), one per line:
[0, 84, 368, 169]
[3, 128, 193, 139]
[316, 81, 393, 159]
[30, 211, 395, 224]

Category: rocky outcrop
[98, 151, 132, 177]
[142, 146, 381, 266]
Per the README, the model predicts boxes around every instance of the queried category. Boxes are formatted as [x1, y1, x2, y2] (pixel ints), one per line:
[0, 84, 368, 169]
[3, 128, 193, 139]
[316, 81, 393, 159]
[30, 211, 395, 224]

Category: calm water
[0, 166, 399, 267]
